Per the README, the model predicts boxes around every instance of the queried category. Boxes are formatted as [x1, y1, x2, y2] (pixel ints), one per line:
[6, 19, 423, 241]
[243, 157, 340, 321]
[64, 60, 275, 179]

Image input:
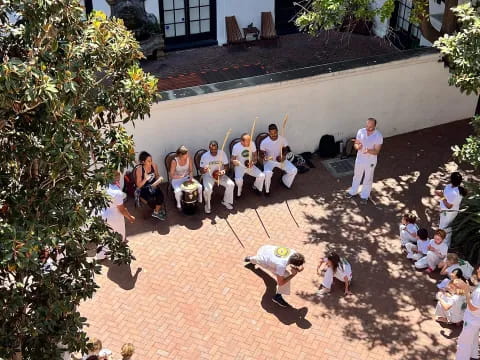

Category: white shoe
[222, 201, 233, 210]
[205, 204, 211, 214]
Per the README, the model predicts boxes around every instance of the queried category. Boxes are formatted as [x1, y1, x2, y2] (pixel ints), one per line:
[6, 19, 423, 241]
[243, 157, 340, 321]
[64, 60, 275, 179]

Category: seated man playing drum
[231, 133, 265, 197]
[200, 140, 235, 214]
[169, 145, 203, 210]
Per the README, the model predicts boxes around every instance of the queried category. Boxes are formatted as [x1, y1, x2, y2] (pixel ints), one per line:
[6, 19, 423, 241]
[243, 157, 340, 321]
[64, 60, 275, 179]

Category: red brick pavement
[79, 120, 472, 360]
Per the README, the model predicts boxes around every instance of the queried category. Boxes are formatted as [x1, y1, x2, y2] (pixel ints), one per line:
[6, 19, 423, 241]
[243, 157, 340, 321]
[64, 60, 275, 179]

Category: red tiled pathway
[79, 120, 472, 359]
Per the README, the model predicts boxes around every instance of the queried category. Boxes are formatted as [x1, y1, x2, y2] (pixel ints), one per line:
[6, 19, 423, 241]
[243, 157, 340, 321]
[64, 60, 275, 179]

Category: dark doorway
[159, 0, 217, 50]
[275, 0, 299, 35]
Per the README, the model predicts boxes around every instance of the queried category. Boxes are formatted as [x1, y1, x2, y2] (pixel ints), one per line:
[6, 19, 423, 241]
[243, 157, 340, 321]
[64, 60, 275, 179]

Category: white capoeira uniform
[98, 183, 127, 260]
[200, 150, 234, 208]
[260, 135, 297, 193]
[435, 292, 466, 323]
[231, 142, 265, 196]
[348, 128, 383, 200]
[171, 156, 202, 209]
[406, 238, 429, 261]
[414, 239, 448, 269]
[456, 285, 480, 360]
[322, 257, 352, 289]
[439, 184, 463, 247]
[249, 245, 297, 295]
[400, 222, 419, 246]
[437, 261, 474, 290]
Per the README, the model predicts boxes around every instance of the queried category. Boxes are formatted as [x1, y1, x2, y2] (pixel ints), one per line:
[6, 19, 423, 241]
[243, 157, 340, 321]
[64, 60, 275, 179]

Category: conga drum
[180, 180, 198, 215]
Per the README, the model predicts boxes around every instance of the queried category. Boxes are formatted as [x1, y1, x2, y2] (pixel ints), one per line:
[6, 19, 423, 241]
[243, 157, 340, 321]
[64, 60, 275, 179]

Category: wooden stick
[219, 128, 232, 186]
[248, 117, 257, 167]
[280, 114, 288, 170]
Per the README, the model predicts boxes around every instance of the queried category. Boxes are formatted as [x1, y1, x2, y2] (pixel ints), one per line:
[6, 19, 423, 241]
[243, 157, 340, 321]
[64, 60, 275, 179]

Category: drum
[180, 180, 198, 215]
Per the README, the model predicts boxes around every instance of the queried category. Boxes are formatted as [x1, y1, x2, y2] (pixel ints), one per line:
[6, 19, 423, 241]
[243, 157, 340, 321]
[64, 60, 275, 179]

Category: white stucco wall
[126, 54, 477, 173]
[216, 0, 275, 45]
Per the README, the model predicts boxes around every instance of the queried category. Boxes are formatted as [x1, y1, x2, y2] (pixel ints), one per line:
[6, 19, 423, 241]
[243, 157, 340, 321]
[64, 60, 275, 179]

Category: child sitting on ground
[405, 228, 429, 261]
[121, 343, 135, 360]
[434, 279, 467, 325]
[437, 253, 474, 289]
[414, 229, 448, 273]
[316, 252, 352, 297]
[399, 213, 419, 246]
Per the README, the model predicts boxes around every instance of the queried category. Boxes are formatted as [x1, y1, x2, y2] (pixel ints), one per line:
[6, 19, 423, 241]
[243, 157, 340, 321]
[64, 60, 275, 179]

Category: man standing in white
[245, 245, 305, 307]
[260, 123, 298, 196]
[200, 140, 235, 214]
[456, 265, 480, 360]
[231, 133, 265, 197]
[347, 118, 383, 203]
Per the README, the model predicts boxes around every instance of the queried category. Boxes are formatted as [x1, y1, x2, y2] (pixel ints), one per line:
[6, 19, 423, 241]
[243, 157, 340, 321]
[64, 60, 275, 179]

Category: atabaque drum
[180, 180, 198, 215]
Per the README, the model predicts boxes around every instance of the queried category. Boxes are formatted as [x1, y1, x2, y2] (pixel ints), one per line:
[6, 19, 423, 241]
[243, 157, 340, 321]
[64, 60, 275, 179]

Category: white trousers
[414, 251, 444, 269]
[234, 165, 265, 195]
[322, 267, 352, 289]
[171, 177, 203, 208]
[263, 160, 297, 193]
[249, 256, 291, 295]
[456, 316, 480, 360]
[405, 243, 423, 261]
[349, 161, 377, 199]
[202, 174, 234, 207]
[440, 210, 458, 230]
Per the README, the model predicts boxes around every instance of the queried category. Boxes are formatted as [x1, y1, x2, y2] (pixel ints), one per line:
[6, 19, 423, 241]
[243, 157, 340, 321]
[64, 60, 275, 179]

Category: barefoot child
[316, 252, 352, 297]
[405, 228, 429, 261]
[400, 213, 419, 246]
[414, 229, 448, 273]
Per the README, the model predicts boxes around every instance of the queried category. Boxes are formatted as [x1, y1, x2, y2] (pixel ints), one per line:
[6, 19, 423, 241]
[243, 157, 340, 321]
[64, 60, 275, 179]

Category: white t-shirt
[464, 285, 480, 324]
[232, 142, 257, 165]
[260, 136, 288, 161]
[400, 223, 419, 244]
[335, 258, 353, 280]
[255, 245, 296, 276]
[103, 184, 126, 224]
[200, 150, 229, 173]
[440, 184, 462, 211]
[417, 238, 430, 255]
[438, 293, 466, 323]
[355, 128, 383, 165]
[428, 239, 448, 258]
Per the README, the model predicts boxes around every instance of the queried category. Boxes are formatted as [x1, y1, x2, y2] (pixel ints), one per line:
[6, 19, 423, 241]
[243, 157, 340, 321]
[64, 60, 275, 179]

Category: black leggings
[140, 186, 164, 209]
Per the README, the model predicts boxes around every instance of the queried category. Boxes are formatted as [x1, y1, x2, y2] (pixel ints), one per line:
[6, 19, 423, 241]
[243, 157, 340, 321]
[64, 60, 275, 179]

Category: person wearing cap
[245, 245, 305, 307]
[169, 145, 203, 210]
[259, 124, 297, 196]
[231, 133, 265, 197]
[200, 140, 234, 213]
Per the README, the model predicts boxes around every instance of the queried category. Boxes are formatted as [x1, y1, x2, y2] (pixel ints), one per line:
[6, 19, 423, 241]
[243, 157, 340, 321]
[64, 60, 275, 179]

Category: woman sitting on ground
[169, 145, 203, 210]
[316, 252, 352, 297]
[435, 279, 467, 325]
[134, 151, 166, 220]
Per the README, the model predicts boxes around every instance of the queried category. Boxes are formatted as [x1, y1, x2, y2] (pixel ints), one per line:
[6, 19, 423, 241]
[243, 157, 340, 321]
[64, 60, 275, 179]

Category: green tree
[294, 0, 460, 43]
[0, 1, 158, 359]
[434, 4, 480, 264]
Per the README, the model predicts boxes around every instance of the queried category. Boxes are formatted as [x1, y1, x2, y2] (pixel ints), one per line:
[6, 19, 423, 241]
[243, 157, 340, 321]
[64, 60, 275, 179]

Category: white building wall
[126, 54, 477, 173]
[216, 0, 275, 45]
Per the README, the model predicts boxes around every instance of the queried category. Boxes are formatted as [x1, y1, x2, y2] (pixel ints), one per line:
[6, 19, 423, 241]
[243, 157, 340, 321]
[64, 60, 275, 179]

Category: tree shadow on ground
[245, 263, 312, 329]
[295, 120, 474, 359]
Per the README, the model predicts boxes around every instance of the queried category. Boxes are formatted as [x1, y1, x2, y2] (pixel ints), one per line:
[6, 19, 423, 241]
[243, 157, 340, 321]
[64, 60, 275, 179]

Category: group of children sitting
[399, 213, 474, 325]
[68, 338, 134, 360]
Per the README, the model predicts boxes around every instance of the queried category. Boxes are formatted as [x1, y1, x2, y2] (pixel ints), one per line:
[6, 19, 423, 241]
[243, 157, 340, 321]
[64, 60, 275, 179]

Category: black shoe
[280, 179, 291, 190]
[265, 191, 271, 197]
[252, 187, 262, 196]
[235, 193, 242, 199]
[244, 256, 251, 262]
[272, 294, 290, 307]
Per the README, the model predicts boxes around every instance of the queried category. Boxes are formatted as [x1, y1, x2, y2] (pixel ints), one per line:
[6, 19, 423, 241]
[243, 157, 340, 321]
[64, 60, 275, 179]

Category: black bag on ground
[317, 135, 337, 158]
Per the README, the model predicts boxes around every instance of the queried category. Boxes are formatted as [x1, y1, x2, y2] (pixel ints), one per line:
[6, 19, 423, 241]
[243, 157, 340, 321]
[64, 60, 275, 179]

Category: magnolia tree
[295, 0, 460, 42]
[435, 4, 480, 264]
[0, 1, 157, 359]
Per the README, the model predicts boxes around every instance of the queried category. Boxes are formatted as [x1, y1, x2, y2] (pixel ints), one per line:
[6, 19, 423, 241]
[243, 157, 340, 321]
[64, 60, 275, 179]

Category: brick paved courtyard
[79, 119, 472, 360]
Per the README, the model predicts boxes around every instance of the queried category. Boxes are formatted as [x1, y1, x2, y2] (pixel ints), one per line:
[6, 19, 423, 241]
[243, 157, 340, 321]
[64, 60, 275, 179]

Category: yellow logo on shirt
[274, 247, 290, 258]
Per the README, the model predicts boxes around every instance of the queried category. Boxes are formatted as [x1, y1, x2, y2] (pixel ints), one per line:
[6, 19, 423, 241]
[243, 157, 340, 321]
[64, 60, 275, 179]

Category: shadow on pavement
[245, 263, 312, 329]
[102, 260, 142, 290]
